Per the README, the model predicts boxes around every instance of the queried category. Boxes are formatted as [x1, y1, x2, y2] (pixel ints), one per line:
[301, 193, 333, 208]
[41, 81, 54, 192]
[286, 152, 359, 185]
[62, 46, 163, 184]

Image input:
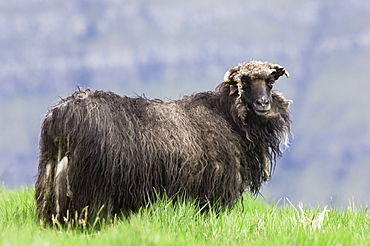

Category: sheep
[35, 60, 291, 224]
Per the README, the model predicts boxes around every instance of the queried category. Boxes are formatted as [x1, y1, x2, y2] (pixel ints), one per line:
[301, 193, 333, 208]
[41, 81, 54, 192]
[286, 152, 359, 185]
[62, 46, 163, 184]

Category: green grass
[1, 187, 369, 246]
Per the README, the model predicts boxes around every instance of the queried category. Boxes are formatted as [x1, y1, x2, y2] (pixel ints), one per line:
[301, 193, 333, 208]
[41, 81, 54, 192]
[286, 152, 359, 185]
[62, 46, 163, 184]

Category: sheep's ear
[229, 84, 238, 96]
[224, 78, 238, 96]
[224, 66, 241, 96]
[269, 63, 290, 80]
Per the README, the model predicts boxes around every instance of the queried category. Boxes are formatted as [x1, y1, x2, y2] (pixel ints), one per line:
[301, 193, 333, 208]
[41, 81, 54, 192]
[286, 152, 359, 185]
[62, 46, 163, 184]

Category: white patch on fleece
[56, 156, 68, 177]
[55, 156, 68, 215]
[45, 162, 52, 180]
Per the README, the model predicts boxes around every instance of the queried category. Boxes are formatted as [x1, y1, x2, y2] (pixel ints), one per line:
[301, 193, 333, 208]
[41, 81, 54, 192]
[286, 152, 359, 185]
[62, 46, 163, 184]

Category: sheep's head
[223, 60, 289, 117]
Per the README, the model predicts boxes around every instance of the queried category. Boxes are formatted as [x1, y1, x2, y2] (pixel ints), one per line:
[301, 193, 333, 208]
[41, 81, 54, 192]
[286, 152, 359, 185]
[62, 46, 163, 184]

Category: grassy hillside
[1, 187, 369, 245]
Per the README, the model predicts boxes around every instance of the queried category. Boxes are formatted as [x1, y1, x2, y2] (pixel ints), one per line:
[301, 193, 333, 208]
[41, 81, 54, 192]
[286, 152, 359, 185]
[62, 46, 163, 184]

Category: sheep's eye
[267, 79, 275, 87]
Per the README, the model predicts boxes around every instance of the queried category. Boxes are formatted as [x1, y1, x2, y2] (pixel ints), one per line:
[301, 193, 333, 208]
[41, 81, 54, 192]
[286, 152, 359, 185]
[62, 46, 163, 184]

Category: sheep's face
[224, 61, 289, 117]
[240, 75, 274, 116]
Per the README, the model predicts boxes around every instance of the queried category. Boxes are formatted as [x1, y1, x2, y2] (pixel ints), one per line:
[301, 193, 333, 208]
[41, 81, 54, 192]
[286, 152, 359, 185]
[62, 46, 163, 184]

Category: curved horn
[268, 63, 290, 78]
[223, 65, 242, 83]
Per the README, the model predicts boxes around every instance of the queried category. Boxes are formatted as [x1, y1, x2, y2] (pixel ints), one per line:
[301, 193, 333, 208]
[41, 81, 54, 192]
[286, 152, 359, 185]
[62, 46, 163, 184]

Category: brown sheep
[35, 60, 291, 224]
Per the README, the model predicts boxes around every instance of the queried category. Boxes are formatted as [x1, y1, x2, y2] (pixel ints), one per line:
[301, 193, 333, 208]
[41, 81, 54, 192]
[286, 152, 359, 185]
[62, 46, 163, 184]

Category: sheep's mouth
[254, 109, 270, 116]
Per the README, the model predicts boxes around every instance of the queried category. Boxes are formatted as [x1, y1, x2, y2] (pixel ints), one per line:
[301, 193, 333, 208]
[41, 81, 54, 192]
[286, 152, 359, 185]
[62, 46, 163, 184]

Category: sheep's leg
[38, 161, 54, 221]
[262, 148, 270, 182]
[53, 137, 72, 219]
[54, 156, 68, 216]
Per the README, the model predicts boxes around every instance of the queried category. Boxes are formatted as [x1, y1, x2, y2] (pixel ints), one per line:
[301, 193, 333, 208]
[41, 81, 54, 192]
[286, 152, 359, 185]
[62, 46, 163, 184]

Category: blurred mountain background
[1, 0, 370, 207]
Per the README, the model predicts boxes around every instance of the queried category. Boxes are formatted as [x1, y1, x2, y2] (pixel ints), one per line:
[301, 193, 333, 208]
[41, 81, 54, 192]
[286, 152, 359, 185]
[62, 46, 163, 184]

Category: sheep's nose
[255, 97, 270, 107]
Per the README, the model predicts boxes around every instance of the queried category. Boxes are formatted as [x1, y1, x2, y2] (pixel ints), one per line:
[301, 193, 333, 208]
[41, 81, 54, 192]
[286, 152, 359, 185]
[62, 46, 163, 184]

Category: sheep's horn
[284, 70, 290, 78]
[223, 65, 241, 83]
[268, 63, 290, 78]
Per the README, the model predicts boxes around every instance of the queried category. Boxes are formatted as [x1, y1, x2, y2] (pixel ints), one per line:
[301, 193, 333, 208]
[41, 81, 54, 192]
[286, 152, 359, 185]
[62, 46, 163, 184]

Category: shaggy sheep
[35, 60, 291, 224]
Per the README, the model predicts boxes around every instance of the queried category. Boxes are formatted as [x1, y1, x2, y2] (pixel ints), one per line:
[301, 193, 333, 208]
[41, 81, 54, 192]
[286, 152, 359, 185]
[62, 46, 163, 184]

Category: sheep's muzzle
[253, 96, 271, 116]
